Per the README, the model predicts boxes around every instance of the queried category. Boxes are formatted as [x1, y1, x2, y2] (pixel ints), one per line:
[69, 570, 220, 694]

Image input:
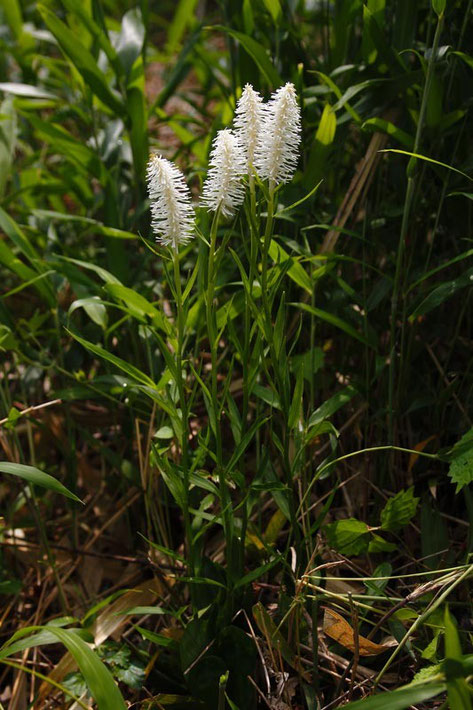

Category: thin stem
[387, 12, 444, 444]
[206, 209, 234, 580]
[172, 248, 193, 573]
[261, 181, 275, 324]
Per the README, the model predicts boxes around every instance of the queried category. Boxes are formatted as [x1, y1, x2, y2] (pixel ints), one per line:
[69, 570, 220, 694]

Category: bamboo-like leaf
[37, 4, 124, 115]
[0, 462, 82, 503]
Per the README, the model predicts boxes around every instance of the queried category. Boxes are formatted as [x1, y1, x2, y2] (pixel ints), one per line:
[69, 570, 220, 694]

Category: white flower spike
[256, 82, 301, 186]
[201, 129, 246, 218]
[146, 155, 195, 250]
[233, 83, 265, 174]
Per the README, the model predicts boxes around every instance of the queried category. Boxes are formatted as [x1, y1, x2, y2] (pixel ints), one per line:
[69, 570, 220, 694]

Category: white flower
[233, 83, 265, 173]
[255, 82, 301, 185]
[201, 129, 246, 218]
[146, 155, 195, 249]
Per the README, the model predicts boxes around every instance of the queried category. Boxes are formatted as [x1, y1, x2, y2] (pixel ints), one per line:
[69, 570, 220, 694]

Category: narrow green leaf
[0, 462, 82, 503]
[206, 26, 281, 86]
[269, 241, 312, 293]
[0, 83, 58, 100]
[380, 149, 473, 182]
[67, 329, 157, 388]
[292, 302, 374, 347]
[340, 681, 445, 710]
[37, 4, 124, 115]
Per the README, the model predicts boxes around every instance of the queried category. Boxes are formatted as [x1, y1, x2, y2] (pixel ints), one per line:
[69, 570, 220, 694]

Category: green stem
[261, 181, 275, 324]
[172, 248, 193, 574]
[239, 176, 258, 574]
[387, 12, 444, 444]
[206, 210, 234, 580]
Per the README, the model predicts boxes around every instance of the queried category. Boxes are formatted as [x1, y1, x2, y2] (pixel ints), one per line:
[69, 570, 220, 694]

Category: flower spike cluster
[146, 155, 195, 249]
[233, 83, 265, 174]
[201, 129, 246, 218]
[146, 82, 302, 243]
[255, 82, 301, 185]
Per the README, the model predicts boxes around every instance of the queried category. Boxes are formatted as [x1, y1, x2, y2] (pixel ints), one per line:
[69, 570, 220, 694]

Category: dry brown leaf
[323, 608, 392, 656]
[408, 434, 437, 472]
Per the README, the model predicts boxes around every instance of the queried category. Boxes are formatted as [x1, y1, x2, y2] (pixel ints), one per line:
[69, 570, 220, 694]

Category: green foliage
[380, 487, 419, 532]
[448, 430, 473, 492]
[325, 518, 370, 555]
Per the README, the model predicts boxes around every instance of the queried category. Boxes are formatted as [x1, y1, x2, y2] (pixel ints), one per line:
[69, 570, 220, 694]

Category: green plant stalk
[172, 248, 193, 574]
[374, 560, 473, 686]
[239, 174, 259, 573]
[260, 182, 300, 548]
[261, 181, 275, 324]
[387, 11, 444, 444]
[206, 209, 234, 580]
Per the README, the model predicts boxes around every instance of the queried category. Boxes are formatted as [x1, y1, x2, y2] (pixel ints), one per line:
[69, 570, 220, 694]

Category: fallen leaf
[323, 608, 393, 656]
[408, 435, 436, 472]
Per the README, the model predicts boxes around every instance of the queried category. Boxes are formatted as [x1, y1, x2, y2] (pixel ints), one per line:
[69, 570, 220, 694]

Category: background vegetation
[1, 0, 473, 708]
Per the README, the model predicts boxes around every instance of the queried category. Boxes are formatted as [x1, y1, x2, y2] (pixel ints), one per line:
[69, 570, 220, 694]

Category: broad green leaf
[206, 26, 281, 86]
[447, 430, 473, 493]
[126, 54, 148, 182]
[0, 462, 82, 503]
[325, 518, 370, 556]
[432, 0, 446, 16]
[67, 329, 157, 388]
[262, 0, 281, 23]
[69, 297, 108, 328]
[116, 7, 145, 75]
[380, 487, 419, 532]
[37, 4, 124, 115]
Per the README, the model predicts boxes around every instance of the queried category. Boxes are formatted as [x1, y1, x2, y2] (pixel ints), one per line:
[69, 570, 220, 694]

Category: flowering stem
[206, 209, 234, 581]
[261, 181, 275, 324]
[239, 173, 259, 573]
[172, 248, 193, 571]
